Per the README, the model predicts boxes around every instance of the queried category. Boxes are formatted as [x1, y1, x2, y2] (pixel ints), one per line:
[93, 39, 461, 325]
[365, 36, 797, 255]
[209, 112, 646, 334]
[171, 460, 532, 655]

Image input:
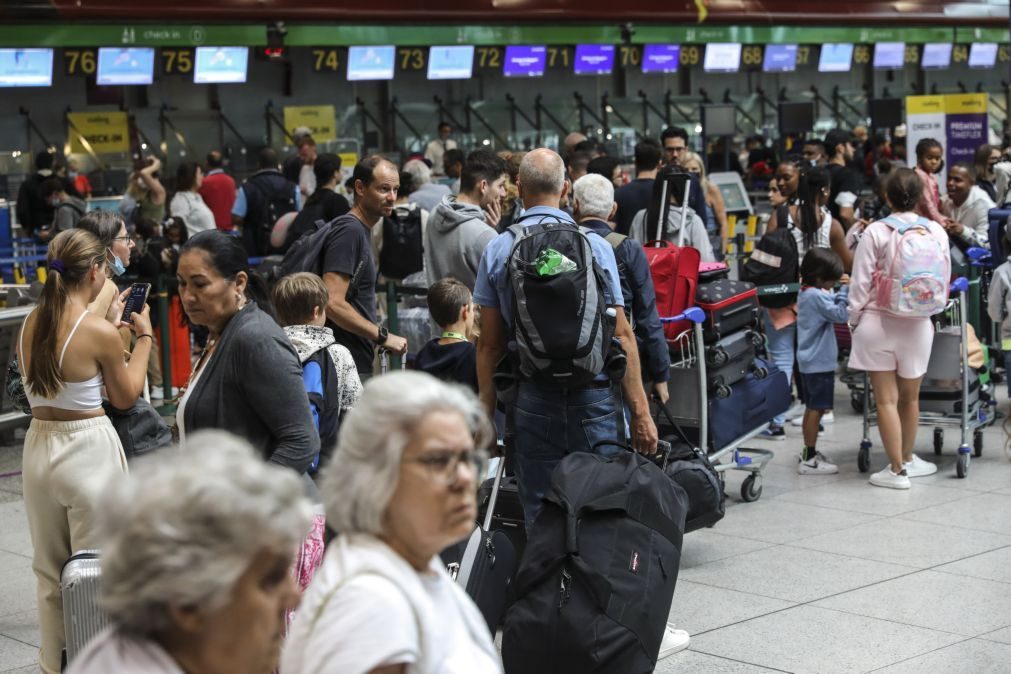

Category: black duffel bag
[655, 404, 726, 532]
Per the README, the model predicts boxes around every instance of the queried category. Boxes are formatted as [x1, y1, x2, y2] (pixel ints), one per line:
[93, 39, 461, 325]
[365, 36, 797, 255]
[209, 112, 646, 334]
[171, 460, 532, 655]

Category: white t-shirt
[786, 208, 832, 258]
[282, 534, 501, 674]
[170, 191, 216, 236]
[299, 164, 317, 199]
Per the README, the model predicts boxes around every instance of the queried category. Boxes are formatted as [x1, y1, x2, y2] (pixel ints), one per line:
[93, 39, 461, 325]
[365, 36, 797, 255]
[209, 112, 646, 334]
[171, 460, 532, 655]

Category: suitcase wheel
[751, 365, 768, 380]
[748, 331, 765, 348]
[708, 348, 729, 366]
[715, 383, 732, 399]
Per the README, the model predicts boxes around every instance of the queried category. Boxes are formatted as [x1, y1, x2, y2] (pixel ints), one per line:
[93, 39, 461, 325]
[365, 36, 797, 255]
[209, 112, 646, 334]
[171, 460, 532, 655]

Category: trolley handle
[965, 246, 991, 267]
[950, 277, 969, 294]
[659, 306, 706, 324]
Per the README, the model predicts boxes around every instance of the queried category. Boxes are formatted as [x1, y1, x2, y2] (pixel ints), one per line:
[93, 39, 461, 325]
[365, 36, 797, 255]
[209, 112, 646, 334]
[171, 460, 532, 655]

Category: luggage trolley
[654, 307, 775, 502]
[855, 277, 997, 478]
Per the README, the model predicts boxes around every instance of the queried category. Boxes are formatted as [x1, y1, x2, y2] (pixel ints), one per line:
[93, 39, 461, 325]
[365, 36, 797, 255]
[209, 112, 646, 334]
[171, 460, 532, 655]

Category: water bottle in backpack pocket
[874, 215, 949, 317]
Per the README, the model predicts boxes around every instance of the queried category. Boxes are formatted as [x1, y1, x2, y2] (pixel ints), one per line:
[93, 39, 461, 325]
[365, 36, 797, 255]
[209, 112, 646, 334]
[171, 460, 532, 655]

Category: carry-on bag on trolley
[502, 443, 688, 674]
[698, 260, 730, 283]
[708, 358, 791, 450]
[919, 329, 984, 415]
[694, 279, 760, 343]
[61, 550, 108, 667]
[644, 168, 700, 341]
[444, 457, 518, 633]
[704, 329, 767, 398]
[988, 206, 1011, 261]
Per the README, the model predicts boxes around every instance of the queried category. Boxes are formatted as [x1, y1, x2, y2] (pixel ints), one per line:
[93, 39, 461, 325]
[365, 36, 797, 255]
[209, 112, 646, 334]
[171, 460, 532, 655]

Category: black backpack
[742, 205, 799, 308]
[655, 405, 726, 532]
[501, 447, 688, 674]
[274, 218, 335, 280]
[506, 218, 615, 388]
[244, 173, 297, 255]
[303, 346, 344, 471]
[379, 204, 424, 280]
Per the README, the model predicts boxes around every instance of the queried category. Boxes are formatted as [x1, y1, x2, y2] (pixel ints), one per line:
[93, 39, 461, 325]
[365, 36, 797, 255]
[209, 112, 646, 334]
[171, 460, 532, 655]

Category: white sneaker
[149, 388, 163, 401]
[797, 452, 839, 475]
[903, 454, 938, 478]
[657, 624, 690, 659]
[791, 411, 834, 427]
[869, 466, 911, 490]
[784, 400, 806, 421]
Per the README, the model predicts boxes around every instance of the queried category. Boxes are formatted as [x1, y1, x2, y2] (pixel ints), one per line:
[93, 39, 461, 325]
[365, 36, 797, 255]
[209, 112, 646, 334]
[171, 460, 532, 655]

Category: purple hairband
[48, 260, 66, 274]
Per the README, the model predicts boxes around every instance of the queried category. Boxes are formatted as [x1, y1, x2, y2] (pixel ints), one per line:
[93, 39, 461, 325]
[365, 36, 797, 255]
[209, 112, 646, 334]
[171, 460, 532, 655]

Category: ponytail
[795, 166, 830, 250]
[26, 229, 105, 398]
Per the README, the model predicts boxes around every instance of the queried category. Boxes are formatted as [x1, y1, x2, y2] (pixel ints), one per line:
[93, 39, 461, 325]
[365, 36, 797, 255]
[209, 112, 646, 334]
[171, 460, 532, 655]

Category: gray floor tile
[981, 626, 1011, 645]
[0, 475, 22, 498]
[814, 570, 1011, 637]
[679, 530, 774, 569]
[0, 611, 39, 648]
[0, 503, 31, 558]
[0, 635, 38, 672]
[900, 492, 1011, 536]
[909, 454, 1011, 493]
[792, 517, 1011, 568]
[667, 580, 794, 635]
[776, 479, 977, 517]
[934, 546, 1011, 585]
[0, 444, 21, 475]
[654, 649, 783, 673]
[0, 552, 36, 620]
[874, 637, 1011, 673]
[690, 605, 963, 674]
[694, 498, 882, 545]
[1, 666, 42, 674]
[680, 544, 913, 603]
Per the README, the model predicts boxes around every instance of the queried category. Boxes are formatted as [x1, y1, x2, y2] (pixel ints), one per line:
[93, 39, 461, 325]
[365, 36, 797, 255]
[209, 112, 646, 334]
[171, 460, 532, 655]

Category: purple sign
[642, 44, 680, 73]
[946, 111, 987, 171]
[574, 44, 615, 75]
[503, 45, 546, 77]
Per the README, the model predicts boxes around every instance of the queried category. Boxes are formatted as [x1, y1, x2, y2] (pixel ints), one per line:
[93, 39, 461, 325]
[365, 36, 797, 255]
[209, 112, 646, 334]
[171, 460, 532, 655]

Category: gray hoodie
[425, 194, 497, 289]
[987, 260, 1011, 347]
[629, 205, 716, 261]
[54, 195, 87, 232]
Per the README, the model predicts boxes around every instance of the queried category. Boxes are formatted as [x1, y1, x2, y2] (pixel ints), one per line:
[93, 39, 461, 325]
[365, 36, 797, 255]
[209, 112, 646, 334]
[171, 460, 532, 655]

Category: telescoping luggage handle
[482, 441, 507, 531]
[378, 348, 407, 373]
[654, 171, 692, 247]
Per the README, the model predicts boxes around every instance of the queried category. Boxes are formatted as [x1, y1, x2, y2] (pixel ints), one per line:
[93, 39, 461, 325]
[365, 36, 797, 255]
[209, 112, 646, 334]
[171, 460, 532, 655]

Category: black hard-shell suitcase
[477, 471, 526, 560]
[445, 459, 518, 633]
[704, 329, 767, 398]
[695, 279, 760, 343]
[61, 550, 108, 667]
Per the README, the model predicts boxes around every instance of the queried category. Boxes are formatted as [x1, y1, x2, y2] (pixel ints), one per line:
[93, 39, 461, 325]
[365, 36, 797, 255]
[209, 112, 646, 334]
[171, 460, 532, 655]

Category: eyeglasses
[405, 448, 487, 486]
[112, 235, 134, 244]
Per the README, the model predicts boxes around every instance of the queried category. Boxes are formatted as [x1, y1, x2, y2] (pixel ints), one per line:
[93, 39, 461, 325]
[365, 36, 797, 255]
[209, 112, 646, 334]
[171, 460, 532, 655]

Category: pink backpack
[875, 215, 949, 317]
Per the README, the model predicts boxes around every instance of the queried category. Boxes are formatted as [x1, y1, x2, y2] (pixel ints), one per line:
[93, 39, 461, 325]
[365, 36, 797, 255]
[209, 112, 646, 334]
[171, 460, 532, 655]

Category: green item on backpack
[535, 248, 578, 276]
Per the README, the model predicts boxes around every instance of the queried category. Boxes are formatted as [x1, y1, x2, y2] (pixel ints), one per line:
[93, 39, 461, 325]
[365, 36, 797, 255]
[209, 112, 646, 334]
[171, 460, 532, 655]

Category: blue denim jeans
[762, 309, 796, 427]
[511, 382, 621, 528]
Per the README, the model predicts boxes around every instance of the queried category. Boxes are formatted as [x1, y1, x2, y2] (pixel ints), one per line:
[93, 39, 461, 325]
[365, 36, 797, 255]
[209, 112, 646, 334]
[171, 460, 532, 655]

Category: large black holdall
[502, 444, 688, 674]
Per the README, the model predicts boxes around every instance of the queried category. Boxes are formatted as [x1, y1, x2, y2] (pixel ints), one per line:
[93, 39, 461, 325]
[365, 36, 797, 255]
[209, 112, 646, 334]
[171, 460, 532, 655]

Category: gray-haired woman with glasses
[282, 371, 502, 674]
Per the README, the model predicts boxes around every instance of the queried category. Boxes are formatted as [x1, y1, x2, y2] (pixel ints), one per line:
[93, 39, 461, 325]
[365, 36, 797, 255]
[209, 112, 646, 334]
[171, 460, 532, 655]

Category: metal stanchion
[156, 276, 175, 411]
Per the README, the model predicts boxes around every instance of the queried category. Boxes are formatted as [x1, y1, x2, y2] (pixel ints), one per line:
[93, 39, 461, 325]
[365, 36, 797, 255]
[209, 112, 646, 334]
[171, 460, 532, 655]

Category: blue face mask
[108, 250, 126, 277]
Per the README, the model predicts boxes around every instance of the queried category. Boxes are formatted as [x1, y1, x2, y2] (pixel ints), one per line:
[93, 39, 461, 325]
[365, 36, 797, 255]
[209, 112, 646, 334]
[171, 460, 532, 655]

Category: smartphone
[121, 283, 151, 324]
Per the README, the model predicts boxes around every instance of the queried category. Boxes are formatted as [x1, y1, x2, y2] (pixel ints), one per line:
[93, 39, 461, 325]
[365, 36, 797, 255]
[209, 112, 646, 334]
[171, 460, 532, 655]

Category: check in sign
[68, 111, 130, 154]
[283, 105, 337, 143]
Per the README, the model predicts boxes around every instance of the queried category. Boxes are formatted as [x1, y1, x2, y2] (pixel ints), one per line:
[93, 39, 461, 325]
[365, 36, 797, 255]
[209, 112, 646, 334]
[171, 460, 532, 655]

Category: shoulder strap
[59, 310, 90, 369]
[604, 232, 627, 249]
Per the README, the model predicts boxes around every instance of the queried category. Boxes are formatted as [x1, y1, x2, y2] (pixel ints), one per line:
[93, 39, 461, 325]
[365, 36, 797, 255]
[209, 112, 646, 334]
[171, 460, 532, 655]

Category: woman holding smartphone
[18, 228, 153, 673]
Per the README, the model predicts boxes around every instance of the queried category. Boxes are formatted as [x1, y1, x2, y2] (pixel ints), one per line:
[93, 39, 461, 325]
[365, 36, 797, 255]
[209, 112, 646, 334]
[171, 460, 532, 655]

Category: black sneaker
[760, 424, 786, 441]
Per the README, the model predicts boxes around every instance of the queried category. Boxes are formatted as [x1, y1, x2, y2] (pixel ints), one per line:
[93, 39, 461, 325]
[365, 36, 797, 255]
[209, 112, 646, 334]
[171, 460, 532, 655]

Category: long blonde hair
[26, 229, 106, 398]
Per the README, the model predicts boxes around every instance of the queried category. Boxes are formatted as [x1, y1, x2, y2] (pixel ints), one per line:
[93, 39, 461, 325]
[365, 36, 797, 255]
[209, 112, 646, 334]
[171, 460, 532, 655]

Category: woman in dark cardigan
[175, 229, 318, 472]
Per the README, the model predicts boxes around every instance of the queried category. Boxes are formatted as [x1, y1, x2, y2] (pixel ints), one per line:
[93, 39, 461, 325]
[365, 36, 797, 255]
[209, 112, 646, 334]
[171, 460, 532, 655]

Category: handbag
[6, 357, 31, 416]
[102, 398, 173, 460]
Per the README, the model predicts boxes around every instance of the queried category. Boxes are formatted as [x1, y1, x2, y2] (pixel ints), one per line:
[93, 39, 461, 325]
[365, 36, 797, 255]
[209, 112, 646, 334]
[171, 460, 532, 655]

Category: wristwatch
[374, 324, 389, 345]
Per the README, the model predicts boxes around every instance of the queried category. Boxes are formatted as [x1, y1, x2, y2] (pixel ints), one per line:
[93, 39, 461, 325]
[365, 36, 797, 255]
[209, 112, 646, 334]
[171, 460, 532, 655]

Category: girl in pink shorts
[848, 168, 951, 490]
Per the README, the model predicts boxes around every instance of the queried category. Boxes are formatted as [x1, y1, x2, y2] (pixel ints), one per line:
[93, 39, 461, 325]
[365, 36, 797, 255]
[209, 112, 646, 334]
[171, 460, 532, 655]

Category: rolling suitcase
[447, 457, 518, 633]
[708, 358, 791, 450]
[695, 278, 759, 343]
[477, 467, 526, 560]
[704, 329, 767, 398]
[61, 550, 108, 666]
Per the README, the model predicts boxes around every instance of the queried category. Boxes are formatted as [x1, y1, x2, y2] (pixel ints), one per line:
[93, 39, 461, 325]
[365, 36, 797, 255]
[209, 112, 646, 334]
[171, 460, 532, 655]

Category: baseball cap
[823, 128, 857, 151]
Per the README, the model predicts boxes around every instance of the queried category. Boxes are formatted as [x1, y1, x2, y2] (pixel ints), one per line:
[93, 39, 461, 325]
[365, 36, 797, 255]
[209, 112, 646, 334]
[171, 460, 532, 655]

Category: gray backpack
[506, 218, 614, 388]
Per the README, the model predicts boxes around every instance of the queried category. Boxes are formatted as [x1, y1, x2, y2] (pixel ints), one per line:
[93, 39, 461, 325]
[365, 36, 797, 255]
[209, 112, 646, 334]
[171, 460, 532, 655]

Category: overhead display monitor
[920, 43, 952, 70]
[97, 47, 155, 85]
[347, 45, 396, 81]
[763, 44, 798, 73]
[969, 42, 998, 68]
[574, 44, 615, 75]
[873, 42, 905, 70]
[642, 44, 680, 74]
[193, 47, 248, 84]
[0, 48, 53, 87]
[704, 43, 742, 73]
[504, 45, 546, 77]
[427, 45, 474, 80]
[818, 43, 853, 72]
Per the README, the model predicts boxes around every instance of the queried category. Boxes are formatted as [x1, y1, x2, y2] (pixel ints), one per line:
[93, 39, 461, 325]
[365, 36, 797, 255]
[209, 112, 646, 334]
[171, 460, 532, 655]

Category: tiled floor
[2, 386, 1011, 673]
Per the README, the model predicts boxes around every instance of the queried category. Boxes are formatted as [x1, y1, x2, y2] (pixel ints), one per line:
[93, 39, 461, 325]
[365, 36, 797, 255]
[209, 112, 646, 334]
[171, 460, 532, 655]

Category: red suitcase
[695, 279, 759, 343]
[645, 240, 700, 340]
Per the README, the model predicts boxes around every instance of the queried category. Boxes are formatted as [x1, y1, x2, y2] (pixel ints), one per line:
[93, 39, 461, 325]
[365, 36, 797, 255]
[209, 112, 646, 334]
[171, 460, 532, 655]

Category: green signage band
[0, 23, 1005, 48]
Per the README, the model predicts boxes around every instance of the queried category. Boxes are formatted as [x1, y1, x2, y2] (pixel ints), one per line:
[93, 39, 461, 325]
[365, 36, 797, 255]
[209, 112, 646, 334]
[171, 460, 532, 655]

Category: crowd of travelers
[9, 115, 1011, 673]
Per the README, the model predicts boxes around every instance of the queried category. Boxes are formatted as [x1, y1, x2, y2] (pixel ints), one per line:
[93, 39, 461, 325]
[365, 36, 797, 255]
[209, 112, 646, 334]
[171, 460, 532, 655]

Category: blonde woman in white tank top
[18, 229, 153, 674]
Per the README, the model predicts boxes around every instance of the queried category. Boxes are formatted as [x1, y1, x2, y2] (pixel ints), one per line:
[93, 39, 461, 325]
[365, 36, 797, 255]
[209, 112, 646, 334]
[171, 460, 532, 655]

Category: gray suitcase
[61, 550, 109, 666]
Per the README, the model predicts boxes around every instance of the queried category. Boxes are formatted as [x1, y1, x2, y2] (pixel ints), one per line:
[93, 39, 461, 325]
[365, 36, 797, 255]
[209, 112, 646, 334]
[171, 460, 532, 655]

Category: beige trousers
[22, 416, 128, 673]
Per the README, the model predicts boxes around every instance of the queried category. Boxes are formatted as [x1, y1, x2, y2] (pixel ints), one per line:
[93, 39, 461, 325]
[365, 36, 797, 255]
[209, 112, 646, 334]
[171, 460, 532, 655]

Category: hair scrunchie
[48, 260, 66, 274]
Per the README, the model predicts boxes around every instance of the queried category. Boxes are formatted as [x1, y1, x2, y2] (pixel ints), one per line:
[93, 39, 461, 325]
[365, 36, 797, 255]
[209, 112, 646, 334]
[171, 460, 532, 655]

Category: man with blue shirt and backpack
[474, 148, 658, 525]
